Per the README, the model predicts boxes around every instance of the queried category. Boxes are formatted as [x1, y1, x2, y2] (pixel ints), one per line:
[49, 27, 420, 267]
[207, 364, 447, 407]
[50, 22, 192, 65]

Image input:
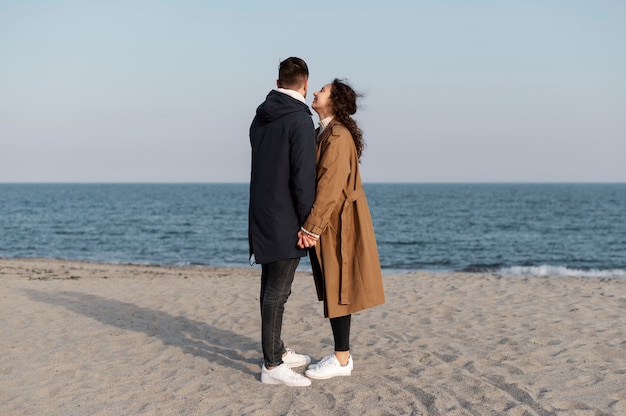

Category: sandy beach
[1, 258, 624, 415]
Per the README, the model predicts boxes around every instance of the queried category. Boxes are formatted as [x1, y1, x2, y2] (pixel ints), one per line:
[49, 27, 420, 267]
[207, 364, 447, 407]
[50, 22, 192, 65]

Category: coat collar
[317, 119, 343, 143]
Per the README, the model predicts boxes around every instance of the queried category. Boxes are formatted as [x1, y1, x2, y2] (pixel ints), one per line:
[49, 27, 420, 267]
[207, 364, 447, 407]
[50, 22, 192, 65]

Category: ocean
[1, 183, 625, 278]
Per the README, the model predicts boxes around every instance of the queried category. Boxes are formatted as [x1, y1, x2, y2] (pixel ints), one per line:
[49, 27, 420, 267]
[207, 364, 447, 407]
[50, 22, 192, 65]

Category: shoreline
[1, 258, 625, 415]
[2, 257, 625, 280]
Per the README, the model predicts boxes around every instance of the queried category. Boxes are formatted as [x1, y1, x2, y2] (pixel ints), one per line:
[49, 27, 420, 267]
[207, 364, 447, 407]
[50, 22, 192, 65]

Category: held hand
[297, 230, 314, 249]
[297, 230, 305, 249]
[297, 230, 318, 249]
[303, 234, 318, 248]
[297, 230, 307, 249]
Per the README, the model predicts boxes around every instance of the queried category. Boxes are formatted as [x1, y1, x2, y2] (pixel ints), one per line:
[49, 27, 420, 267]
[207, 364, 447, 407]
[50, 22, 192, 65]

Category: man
[248, 57, 316, 386]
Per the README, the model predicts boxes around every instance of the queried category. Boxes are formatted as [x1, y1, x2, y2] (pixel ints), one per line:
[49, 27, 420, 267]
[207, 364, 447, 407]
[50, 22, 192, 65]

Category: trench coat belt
[339, 187, 365, 304]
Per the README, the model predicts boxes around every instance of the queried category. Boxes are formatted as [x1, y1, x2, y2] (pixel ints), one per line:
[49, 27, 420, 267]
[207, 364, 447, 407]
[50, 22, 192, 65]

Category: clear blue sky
[1, 0, 624, 183]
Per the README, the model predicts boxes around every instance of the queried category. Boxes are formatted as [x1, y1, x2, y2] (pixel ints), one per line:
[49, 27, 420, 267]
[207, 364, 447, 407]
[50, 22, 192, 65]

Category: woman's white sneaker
[306, 352, 334, 370]
[261, 364, 311, 386]
[305, 354, 353, 379]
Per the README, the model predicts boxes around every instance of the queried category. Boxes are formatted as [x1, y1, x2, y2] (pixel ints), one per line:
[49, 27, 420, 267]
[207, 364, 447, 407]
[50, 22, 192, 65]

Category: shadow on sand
[24, 289, 260, 378]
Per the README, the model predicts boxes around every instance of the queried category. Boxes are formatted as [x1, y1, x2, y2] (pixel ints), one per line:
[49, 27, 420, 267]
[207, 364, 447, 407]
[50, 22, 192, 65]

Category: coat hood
[255, 90, 311, 123]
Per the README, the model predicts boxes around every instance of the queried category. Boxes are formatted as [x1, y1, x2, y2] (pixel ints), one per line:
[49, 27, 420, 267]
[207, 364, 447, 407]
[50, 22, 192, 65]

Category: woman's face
[312, 83, 333, 117]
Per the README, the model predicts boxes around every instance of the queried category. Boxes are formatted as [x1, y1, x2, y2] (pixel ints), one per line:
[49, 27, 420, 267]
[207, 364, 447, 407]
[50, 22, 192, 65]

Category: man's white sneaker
[282, 348, 311, 368]
[261, 364, 311, 386]
[305, 353, 353, 379]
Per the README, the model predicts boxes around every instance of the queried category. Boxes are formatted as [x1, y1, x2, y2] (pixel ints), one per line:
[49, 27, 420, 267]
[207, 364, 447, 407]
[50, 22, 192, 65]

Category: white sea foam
[497, 265, 626, 279]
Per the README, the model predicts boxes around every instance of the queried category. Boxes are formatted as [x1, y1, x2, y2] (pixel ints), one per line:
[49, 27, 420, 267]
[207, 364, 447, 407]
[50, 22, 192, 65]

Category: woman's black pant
[330, 314, 351, 351]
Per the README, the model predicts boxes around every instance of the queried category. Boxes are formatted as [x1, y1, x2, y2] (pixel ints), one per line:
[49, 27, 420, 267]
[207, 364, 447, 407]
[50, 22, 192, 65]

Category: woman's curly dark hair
[331, 79, 365, 160]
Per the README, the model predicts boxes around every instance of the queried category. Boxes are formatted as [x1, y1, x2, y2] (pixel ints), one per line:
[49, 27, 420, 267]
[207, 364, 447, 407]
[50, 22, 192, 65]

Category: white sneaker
[306, 352, 334, 370]
[282, 348, 311, 368]
[261, 364, 311, 386]
[305, 353, 353, 379]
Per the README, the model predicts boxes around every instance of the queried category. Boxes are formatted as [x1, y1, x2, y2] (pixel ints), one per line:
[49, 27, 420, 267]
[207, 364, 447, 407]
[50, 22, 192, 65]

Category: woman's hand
[297, 230, 318, 249]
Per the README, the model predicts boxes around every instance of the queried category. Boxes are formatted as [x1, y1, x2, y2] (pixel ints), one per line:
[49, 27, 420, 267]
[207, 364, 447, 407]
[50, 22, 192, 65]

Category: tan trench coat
[302, 121, 386, 318]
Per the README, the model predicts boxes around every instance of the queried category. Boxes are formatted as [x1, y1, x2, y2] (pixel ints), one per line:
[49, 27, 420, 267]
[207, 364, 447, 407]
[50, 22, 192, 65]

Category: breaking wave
[495, 265, 626, 279]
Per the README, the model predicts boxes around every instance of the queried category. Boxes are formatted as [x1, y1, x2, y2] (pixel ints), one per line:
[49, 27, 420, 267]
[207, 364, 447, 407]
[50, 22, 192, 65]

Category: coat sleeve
[302, 126, 353, 236]
[289, 114, 317, 224]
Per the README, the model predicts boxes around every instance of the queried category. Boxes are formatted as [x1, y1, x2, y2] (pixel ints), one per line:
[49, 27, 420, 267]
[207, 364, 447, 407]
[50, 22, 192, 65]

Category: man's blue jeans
[260, 258, 300, 367]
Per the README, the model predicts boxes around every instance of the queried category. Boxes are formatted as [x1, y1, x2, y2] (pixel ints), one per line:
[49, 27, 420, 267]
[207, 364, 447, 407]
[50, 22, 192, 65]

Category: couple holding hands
[248, 57, 385, 386]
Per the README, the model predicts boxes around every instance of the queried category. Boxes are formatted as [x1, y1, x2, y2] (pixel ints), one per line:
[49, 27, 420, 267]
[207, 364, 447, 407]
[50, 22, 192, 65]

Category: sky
[1, 0, 625, 183]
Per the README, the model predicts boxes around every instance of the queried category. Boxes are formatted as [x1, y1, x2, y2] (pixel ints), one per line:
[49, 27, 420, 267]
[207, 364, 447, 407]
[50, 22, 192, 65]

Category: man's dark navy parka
[248, 90, 317, 264]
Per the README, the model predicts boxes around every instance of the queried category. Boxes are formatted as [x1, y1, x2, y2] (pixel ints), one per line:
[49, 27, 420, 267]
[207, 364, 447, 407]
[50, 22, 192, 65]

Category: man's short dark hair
[278, 57, 309, 90]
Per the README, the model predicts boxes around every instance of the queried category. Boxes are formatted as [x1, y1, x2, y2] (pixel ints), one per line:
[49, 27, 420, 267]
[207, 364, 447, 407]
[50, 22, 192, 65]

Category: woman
[298, 79, 386, 380]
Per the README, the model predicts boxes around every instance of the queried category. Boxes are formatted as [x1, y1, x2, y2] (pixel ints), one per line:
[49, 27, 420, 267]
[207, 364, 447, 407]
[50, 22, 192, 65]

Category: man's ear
[303, 79, 309, 97]
[276, 80, 280, 88]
